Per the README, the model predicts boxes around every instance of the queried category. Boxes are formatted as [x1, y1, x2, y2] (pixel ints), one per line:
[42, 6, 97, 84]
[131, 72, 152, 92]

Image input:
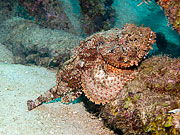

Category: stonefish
[27, 24, 156, 111]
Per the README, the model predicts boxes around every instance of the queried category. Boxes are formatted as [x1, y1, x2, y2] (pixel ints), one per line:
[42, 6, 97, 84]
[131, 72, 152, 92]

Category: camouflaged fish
[27, 23, 156, 111]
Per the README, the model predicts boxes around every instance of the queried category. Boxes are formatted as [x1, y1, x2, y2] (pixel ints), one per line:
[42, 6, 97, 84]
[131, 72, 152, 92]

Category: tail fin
[27, 86, 62, 111]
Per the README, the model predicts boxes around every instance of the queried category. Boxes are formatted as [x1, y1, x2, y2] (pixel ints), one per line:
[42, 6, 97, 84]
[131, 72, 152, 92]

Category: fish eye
[109, 49, 114, 53]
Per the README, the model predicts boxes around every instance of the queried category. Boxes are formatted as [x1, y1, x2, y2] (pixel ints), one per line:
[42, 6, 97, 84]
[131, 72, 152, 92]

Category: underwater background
[0, 0, 179, 135]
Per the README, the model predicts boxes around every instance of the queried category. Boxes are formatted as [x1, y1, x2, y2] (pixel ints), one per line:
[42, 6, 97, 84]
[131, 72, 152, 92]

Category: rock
[18, 0, 77, 34]
[157, 0, 180, 34]
[79, 0, 115, 36]
[0, 0, 17, 21]
[100, 56, 180, 134]
[0, 17, 83, 67]
[0, 43, 14, 63]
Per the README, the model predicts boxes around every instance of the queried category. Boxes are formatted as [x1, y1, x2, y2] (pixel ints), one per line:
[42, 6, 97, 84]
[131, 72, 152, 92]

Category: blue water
[112, 0, 180, 57]
[66, 0, 179, 56]
[17, 0, 180, 56]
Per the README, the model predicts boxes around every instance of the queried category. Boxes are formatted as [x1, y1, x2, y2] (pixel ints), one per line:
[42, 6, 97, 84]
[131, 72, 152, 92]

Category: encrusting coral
[100, 56, 180, 134]
[157, 0, 180, 34]
[27, 23, 156, 111]
[79, 0, 115, 36]
[18, 0, 76, 34]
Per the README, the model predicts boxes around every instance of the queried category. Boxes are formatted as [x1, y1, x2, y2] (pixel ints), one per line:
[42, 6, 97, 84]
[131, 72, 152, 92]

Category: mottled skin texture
[27, 24, 156, 111]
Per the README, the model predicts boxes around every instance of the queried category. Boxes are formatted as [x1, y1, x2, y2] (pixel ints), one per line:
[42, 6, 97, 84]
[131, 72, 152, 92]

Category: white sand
[0, 63, 114, 135]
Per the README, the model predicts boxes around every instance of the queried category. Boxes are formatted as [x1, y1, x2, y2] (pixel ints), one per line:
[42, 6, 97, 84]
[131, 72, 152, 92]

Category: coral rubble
[18, 0, 76, 34]
[26, 23, 156, 111]
[157, 0, 180, 34]
[100, 56, 180, 134]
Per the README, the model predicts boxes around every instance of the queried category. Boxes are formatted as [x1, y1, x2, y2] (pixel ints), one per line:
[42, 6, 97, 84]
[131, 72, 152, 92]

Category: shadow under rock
[156, 32, 180, 57]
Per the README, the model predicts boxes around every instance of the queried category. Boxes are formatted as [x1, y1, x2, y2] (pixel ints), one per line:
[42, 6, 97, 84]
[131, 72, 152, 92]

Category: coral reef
[157, 0, 180, 34]
[100, 56, 180, 134]
[79, 0, 115, 36]
[26, 23, 156, 111]
[18, 0, 76, 34]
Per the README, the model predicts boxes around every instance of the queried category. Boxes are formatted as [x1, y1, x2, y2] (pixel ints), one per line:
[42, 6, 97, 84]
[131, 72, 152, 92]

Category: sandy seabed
[0, 63, 114, 135]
